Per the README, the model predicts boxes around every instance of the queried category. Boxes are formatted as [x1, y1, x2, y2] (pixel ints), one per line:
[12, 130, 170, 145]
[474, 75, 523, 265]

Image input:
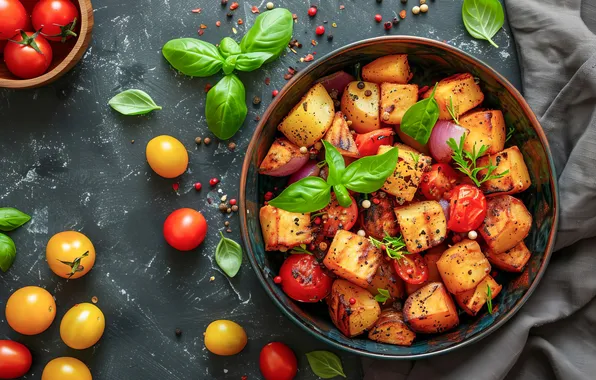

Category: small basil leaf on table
[240, 8, 294, 62]
[268, 177, 331, 213]
[162, 38, 224, 77]
[0, 233, 16, 272]
[205, 74, 248, 140]
[333, 185, 352, 207]
[234, 52, 275, 72]
[323, 141, 346, 186]
[218, 37, 241, 58]
[462, 0, 505, 48]
[400, 84, 439, 145]
[0, 207, 31, 231]
[108, 89, 162, 116]
[215, 232, 243, 277]
[306, 351, 347, 379]
[341, 147, 399, 193]
[222, 55, 238, 75]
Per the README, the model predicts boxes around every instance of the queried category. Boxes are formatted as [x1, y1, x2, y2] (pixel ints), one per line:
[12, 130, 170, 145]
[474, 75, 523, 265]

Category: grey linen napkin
[364, 0, 596, 379]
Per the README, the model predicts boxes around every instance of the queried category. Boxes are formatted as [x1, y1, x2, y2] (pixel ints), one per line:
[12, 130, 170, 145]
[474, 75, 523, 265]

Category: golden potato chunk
[368, 309, 416, 346]
[380, 83, 419, 125]
[480, 195, 532, 254]
[423, 73, 484, 120]
[324, 230, 382, 288]
[258, 138, 309, 176]
[403, 282, 459, 334]
[341, 81, 380, 134]
[328, 279, 381, 337]
[477, 146, 532, 196]
[405, 245, 445, 295]
[379, 144, 432, 204]
[278, 83, 335, 147]
[460, 109, 506, 156]
[362, 54, 412, 84]
[436, 240, 491, 294]
[259, 205, 313, 251]
[455, 275, 502, 316]
[367, 260, 405, 301]
[394, 201, 447, 254]
[486, 241, 532, 273]
[323, 111, 360, 158]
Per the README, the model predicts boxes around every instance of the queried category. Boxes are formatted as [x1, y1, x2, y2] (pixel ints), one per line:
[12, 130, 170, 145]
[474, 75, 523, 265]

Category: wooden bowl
[0, 0, 94, 89]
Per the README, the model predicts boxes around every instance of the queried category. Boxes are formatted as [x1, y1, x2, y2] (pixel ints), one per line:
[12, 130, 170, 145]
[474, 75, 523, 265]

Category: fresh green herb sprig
[400, 83, 440, 145]
[447, 96, 460, 124]
[446, 134, 509, 187]
[306, 351, 347, 379]
[486, 284, 494, 314]
[290, 244, 313, 255]
[374, 288, 391, 303]
[506, 125, 515, 142]
[109, 89, 162, 116]
[368, 233, 408, 260]
[215, 232, 243, 277]
[0, 207, 31, 272]
[462, 0, 505, 48]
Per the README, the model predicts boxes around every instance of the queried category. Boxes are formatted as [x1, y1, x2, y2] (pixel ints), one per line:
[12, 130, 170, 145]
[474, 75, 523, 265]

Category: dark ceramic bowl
[239, 37, 559, 359]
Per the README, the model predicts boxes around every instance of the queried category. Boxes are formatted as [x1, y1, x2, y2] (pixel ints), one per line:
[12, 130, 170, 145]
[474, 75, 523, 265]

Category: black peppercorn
[221, 0, 228, 5]
[377, 0, 383, 2]
[401, 0, 407, 3]
[226, 12, 233, 17]
[357, 81, 365, 89]
[392, 17, 400, 25]
[327, 34, 333, 41]
[253, 96, 261, 105]
[175, 328, 182, 337]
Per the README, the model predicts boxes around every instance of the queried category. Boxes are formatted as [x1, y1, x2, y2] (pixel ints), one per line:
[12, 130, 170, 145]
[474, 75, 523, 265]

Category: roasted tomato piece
[278, 254, 333, 302]
[420, 163, 458, 200]
[392, 252, 429, 285]
[360, 196, 399, 239]
[447, 184, 487, 233]
[355, 128, 395, 157]
[321, 194, 358, 237]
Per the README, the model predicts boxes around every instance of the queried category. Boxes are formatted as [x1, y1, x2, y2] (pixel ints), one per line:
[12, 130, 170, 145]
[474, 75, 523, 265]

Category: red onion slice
[315, 71, 355, 96]
[287, 160, 321, 185]
[429, 120, 468, 163]
[439, 198, 450, 224]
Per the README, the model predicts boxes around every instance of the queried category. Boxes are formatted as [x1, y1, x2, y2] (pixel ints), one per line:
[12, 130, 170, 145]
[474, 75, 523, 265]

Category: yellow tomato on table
[46, 231, 96, 279]
[6, 286, 56, 335]
[146, 135, 189, 178]
[204, 320, 248, 356]
[60, 303, 105, 350]
[42, 357, 92, 380]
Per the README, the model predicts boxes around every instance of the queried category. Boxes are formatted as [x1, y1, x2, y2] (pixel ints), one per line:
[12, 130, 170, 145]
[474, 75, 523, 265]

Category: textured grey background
[0, 0, 519, 379]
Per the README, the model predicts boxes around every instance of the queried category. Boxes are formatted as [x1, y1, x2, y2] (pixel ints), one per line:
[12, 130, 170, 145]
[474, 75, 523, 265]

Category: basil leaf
[235, 52, 275, 72]
[323, 141, 345, 186]
[162, 38, 224, 77]
[205, 74, 248, 140]
[240, 8, 294, 62]
[462, 0, 505, 48]
[268, 177, 331, 213]
[342, 147, 399, 193]
[400, 84, 439, 145]
[215, 232, 243, 277]
[0, 233, 16, 272]
[108, 89, 162, 116]
[218, 37, 241, 58]
[222, 55, 238, 75]
[0, 207, 31, 231]
[333, 185, 352, 208]
[306, 351, 347, 379]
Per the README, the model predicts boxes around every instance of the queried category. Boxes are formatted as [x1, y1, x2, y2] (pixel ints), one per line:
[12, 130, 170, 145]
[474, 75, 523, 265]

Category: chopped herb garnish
[409, 151, 420, 164]
[374, 288, 390, 303]
[369, 233, 408, 260]
[505, 125, 515, 142]
[486, 284, 493, 314]
[447, 96, 460, 124]
[290, 244, 313, 255]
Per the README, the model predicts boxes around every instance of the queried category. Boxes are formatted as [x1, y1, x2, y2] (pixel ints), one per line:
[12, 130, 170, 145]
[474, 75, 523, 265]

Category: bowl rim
[239, 36, 559, 359]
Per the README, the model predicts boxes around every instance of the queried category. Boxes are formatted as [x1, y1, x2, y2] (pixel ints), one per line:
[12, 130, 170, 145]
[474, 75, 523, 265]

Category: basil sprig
[400, 84, 439, 145]
[215, 232, 243, 277]
[0, 207, 31, 231]
[269, 143, 398, 213]
[108, 89, 162, 116]
[0, 233, 16, 272]
[306, 351, 347, 379]
[205, 74, 248, 140]
[462, 0, 505, 48]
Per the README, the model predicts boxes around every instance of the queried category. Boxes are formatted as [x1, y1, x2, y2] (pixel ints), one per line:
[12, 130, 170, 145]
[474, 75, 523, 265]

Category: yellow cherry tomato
[6, 286, 56, 335]
[46, 231, 96, 280]
[204, 320, 247, 356]
[146, 135, 189, 178]
[42, 357, 92, 380]
[60, 303, 105, 350]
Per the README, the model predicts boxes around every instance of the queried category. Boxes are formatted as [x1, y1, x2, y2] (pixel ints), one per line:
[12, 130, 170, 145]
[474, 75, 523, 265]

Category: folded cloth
[364, 1, 596, 379]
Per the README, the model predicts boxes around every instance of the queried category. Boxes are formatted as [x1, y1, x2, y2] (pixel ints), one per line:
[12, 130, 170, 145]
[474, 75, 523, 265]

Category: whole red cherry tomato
[420, 163, 458, 200]
[354, 128, 394, 157]
[32, 0, 79, 42]
[0, 340, 32, 379]
[278, 254, 332, 302]
[321, 194, 358, 238]
[259, 342, 298, 380]
[447, 184, 487, 233]
[0, 0, 28, 40]
[3, 31, 53, 79]
[392, 252, 428, 285]
[163, 208, 208, 251]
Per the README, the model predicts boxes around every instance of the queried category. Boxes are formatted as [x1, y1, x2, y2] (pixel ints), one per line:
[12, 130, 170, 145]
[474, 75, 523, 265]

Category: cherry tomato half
[354, 128, 394, 157]
[6, 286, 56, 335]
[420, 163, 458, 200]
[0, 340, 32, 379]
[447, 184, 487, 233]
[279, 254, 332, 302]
[46, 231, 96, 279]
[32, 0, 79, 42]
[259, 342, 298, 380]
[392, 252, 429, 285]
[204, 320, 247, 356]
[3, 31, 53, 79]
[321, 194, 358, 238]
[163, 208, 208, 251]
[0, 0, 28, 40]
[41, 357, 92, 380]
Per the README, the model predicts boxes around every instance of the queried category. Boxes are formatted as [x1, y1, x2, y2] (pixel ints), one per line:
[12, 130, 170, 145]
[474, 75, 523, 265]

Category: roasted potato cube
[259, 205, 313, 251]
[486, 241, 532, 273]
[379, 144, 432, 204]
[477, 146, 532, 195]
[403, 282, 459, 334]
[324, 230, 382, 288]
[278, 83, 335, 147]
[394, 201, 447, 254]
[423, 73, 484, 120]
[437, 239, 491, 294]
[362, 54, 412, 84]
[341, 81, 380, 134]
[460, 109, 506, 156]
[405, 245, 445, 295]
[480, 195, 532, 254]
[258, 138, 309, 176]
[367, 260, 405, 301]
[323, 112, 360, 158]
[368, 309, 416, 346]
[455, 275, 502, 316]
[328, 279, 381, 337]
[380, 83, 418, 125]
[360, 197, 399, 240]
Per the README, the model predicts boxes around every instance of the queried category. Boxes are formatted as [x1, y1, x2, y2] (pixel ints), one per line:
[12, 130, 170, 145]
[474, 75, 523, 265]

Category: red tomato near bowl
[447, 184, 487, 233]
[0, 0, 28, 40]
[32, 0, 79, 42]
[4, 31, 53, 79]
[420, 163, 458, 200]
[392, 252, 428, 285]
[163, 208, 208, 251]
[321, 194, 358, 238]
[259, 342, 298, 380]
[278, 254, 332, 302]
[0, 340, 32, 379]
[355, 128, 394, 157]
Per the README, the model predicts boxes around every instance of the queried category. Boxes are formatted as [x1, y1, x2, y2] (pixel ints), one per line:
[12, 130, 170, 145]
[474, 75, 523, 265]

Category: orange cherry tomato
[41, 357, 92, 380]
[145, 135, 189, 178]
[60, 303, 105, 350]
[6, 286, 56, 335]
[46, 231, 96, 279]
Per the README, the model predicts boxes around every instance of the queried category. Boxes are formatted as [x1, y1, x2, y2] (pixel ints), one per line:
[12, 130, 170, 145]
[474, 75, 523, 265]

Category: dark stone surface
[0, 1, 519, 379]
